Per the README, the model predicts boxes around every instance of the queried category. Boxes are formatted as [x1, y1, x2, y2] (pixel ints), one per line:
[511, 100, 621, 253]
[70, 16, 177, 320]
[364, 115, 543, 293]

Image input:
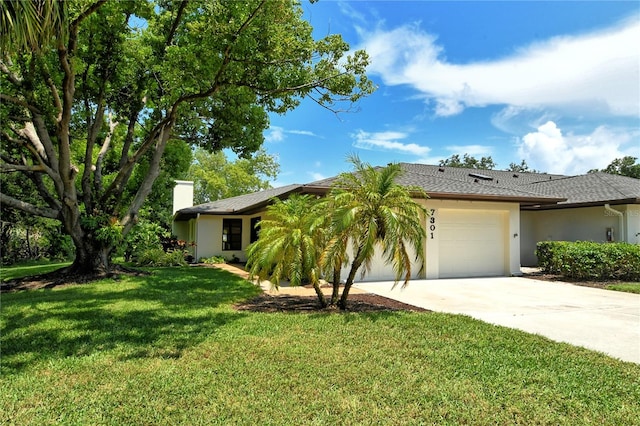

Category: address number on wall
[429, 209, 436, 239]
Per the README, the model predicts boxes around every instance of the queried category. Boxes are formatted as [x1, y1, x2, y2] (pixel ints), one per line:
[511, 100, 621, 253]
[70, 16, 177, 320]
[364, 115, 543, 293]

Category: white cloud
[360, 17, 640, 118]
[265, 126, 285, 143]
[265, 126, 318, 143]
[289, 130, 318, 137]
[308, 172, 326, 181]
[517, 121, 635, 175]
[352, 130, 431, 156]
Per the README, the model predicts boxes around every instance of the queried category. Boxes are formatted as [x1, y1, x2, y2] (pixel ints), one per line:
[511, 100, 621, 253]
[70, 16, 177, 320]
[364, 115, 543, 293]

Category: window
[250, 217, 261, 243]
[222, 219, 242, 250]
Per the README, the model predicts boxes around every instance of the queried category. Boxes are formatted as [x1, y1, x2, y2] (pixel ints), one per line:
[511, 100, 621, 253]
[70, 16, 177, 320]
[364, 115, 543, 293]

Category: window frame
[222, 218, 242, 251]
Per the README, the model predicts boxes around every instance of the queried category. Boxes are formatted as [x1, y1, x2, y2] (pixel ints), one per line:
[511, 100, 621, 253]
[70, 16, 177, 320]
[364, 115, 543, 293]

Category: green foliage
[1, 0, 374, 274]
[589, 156, 640, 178]
[1, 267, 639, 424]
[439, 153, 497, 170]
[606, 283, 640, 294]
[246, 194, 323, 287]
[187, 148, 279, 204]
[136, 248, 187, 267]
[536, 241, 640, 281]
[247, 157, 429, 309]
[507, 159, 539, 173]
[247, 193, 328, 306]
[200, 255, 227, 264]
[328, 157, 428, 296]
[123, 220, 167, 262]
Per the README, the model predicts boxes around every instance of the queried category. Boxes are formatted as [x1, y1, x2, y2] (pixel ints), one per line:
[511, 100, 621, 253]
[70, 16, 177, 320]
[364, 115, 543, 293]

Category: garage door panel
[439, 209, 506, 278]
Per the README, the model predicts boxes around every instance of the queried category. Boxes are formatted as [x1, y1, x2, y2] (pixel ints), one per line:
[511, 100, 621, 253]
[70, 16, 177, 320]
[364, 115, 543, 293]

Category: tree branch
[0, 94, 41, 114]
[38, 59, 63, 120]
[70, 0, 108, 31]
[0, 59, 22, 86]
[0, 162, 45, 173]
[0, 192, 60, 219]
[166, 1, 189, 47]
[94, 113, 117, 191]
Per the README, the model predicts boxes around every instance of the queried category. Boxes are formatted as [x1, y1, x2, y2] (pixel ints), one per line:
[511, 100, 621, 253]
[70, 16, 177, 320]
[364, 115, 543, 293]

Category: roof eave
[426, 192, 566, 205]
[523, 198, 640, 210]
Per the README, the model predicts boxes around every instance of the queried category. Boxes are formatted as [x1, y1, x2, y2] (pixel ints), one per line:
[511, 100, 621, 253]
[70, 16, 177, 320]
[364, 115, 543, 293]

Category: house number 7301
[429, 209, 436, 239]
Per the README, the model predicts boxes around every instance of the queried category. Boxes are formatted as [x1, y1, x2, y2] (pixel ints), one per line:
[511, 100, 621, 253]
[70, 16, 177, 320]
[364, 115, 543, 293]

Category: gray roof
[175, 164, 640, 219]
[174, 184, 302, 220]
[525, 172, 640, 206]
[306, 163, 567, 203]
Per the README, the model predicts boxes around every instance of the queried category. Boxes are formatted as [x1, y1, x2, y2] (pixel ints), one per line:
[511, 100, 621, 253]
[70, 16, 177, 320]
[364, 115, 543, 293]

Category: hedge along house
[172, 164, 640, 280]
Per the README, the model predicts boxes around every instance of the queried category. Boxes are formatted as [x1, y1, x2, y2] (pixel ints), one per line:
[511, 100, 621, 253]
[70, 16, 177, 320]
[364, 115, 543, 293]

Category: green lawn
[2, 266, 639, 425]
[606, 282, 640, 294]
[0, 260, 72, 281]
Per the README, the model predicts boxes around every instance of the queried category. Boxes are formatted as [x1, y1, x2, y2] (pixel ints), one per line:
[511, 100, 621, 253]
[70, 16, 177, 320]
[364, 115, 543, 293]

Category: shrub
[136, 248, 188, 267]
[536, 241, 640, 281]
[200, 256, 227, 264]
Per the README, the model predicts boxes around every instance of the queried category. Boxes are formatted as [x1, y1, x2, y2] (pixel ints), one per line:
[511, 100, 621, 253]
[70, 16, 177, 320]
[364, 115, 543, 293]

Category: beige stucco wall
[520, 204, 638, 266]
[192, 214, 262, 262]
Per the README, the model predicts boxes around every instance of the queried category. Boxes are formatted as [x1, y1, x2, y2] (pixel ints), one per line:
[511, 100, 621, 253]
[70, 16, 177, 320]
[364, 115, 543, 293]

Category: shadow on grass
[1, 267, 261, 373]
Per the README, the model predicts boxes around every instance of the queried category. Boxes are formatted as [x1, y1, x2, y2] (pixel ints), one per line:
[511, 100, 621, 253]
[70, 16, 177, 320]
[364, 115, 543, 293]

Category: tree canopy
[187, 148, 279, 205]
[589, 156, 640, 179]
[439, 154, 496, 170]
[0, 0, 374, 275]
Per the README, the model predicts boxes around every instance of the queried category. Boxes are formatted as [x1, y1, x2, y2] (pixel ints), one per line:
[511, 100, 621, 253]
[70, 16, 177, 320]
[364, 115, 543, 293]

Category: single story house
[172, 164, 640, 280]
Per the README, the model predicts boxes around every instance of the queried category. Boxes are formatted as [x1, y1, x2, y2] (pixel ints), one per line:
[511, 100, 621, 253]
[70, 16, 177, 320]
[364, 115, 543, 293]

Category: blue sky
[263, 1, 640, 186]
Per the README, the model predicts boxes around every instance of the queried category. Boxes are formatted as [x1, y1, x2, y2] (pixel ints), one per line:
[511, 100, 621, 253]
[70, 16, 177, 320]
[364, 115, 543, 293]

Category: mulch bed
[234, 293, 428, 313]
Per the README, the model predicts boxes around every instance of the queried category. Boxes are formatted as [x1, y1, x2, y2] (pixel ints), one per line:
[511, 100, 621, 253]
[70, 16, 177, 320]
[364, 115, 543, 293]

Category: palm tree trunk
[330, 266, 341, 306]
[312, 281, 328, 308]
[338, 257, 364, 310]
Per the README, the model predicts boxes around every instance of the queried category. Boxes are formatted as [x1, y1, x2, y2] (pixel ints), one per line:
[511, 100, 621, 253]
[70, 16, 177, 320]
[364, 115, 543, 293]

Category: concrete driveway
[354, 277, 640, 364]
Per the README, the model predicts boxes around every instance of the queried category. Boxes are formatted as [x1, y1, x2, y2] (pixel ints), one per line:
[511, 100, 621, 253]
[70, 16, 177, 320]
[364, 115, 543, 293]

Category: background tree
[0, 0, 374, 276]
[325, 157, 427, 310]
[439, 154, 496, 170]
[589, 156, 640, 179]
[187, 148, 279, 205]
[506, 159, 538, 173]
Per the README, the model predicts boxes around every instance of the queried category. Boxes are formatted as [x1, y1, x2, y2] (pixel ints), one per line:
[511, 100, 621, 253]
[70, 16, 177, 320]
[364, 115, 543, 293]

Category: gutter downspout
[604, 204, 624, 242]
[195, 213, 200, 261]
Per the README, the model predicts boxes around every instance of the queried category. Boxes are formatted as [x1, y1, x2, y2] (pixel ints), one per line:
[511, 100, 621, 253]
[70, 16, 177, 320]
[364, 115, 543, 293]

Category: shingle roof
[306, 163, 566, 203]
[175, 164, 640, 219]
[174, 184, 302, 219]
[526, 172, 640, 205]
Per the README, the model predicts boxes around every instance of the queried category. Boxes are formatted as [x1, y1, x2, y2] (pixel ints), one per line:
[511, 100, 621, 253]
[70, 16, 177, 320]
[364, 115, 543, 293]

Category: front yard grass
[2, 266, 639, 425]
[606, 282, 640, 294]
[0, 260, 72, 281]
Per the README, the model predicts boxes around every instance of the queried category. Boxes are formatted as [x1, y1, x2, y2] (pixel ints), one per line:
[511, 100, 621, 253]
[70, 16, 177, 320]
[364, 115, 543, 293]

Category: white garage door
[439, 209, 506, 278]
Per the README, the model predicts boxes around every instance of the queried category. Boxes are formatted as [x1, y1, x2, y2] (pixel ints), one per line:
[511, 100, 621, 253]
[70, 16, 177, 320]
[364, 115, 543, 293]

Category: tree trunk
[312, 281, 328, 308]
[69, 240, 112, 276]
[338, 257, 364, 310]
[330, 266, 341, 306]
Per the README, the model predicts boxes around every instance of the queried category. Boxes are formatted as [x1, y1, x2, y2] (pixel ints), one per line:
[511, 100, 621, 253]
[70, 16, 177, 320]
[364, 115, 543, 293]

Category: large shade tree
[0, 0, 374, 276]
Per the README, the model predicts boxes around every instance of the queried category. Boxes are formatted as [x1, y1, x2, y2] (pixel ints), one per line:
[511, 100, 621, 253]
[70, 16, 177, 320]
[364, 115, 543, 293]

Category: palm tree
[0, 0, 68, 53]
[246, 194, 328, 308]
[324, 156, 428, 310]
